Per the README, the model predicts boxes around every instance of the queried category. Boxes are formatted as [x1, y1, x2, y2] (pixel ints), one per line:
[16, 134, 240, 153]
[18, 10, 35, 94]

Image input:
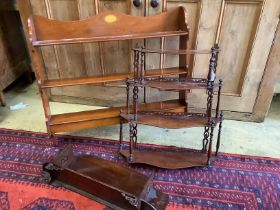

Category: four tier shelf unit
[119, 45, 224, 169]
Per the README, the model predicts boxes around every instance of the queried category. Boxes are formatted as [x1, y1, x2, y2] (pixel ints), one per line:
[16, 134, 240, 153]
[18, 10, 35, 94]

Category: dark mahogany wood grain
[120, 150, 214, 169]
[142, 79, 219, 91]
[120, 45, 223, 168]
[43, 145, 168, 209]
[120, 111, 220, 129]
[134, 48, 214, 55]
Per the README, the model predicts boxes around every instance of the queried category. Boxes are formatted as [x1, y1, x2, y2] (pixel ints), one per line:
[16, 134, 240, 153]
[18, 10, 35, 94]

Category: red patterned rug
[0, 128, 279, 210]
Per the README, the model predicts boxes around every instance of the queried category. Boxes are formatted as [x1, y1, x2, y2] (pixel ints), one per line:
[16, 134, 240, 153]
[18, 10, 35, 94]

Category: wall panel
[216, 0, 263, 95]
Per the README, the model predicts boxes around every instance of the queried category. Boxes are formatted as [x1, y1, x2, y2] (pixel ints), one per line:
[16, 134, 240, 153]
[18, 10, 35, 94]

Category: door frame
[249, 17, 280, 122]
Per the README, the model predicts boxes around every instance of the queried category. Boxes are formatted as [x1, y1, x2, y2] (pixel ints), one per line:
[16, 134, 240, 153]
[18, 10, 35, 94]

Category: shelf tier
[133, 48, 213, 55]
[40, 67, 187, 88]
[33, 31, 188, 46]
[138, 78, 218, 90]
[120, 150, 213, 169]
[48, 99, 186, 133]
[120, 111, 220, 129]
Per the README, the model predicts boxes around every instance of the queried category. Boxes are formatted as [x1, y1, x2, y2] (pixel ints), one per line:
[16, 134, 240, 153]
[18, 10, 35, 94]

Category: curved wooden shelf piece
[40, 67, 188, 88]
[120, 111, 220, 129]
[43, 145, 169, 209]
[133, 48, 215, 55]
[120, 150, 214, 169]
[49, 99, 186, 133]
[143, 78, 214, 90]
[28, 7, 189, 46]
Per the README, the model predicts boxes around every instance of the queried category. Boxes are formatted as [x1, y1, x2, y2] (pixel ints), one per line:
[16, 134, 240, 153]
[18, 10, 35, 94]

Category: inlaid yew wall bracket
[24, 5, 189, 142]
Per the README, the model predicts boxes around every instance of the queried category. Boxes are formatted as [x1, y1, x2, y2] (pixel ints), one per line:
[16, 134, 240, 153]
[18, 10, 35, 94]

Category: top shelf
[133, 48, 217, 55]
[32, 31, 188, 46]
[29, 7, 189, 46]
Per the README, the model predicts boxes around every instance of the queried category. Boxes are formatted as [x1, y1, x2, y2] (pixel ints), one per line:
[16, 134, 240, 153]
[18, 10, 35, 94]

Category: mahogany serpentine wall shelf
[119, 46, 224, 169]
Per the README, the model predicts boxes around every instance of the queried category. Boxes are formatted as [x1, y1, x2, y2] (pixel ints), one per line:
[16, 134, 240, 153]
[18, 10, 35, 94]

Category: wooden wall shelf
[40, 67, 187, 89]
[48, 99, 186, 133]
[120, 150, 212, 169]
[23, 6, 189, 137]
[28, 9, 188, 46]
[141, 78, 219, 91]
[32, 31, 188, 46]
[120, 111, 221, 129]
[43, 145, 168, 209]
[119, 46, 224, 168]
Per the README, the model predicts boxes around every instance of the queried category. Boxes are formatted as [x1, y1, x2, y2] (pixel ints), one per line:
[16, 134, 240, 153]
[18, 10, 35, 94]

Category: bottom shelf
[120, 149, 214, 169]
